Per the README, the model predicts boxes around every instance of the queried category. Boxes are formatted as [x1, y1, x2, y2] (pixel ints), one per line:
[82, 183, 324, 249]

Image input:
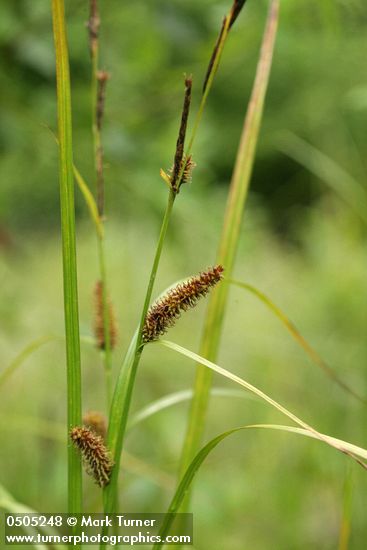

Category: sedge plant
[3, 1, 367, 548]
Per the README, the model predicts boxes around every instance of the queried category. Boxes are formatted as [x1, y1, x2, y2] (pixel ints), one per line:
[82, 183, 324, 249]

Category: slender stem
[102, 190, 176, 523]
[179, 0, 280, 479]
[186, 16, 231, 159]
[88, 0, 113, 407]
[52, 0, 82, 540]
[97, 234, 113, 405]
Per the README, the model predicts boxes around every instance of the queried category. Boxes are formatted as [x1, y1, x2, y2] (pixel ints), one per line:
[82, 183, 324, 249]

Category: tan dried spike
[94, 280, 117, 350]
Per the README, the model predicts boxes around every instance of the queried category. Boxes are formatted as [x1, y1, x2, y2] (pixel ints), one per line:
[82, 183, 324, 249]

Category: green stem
[52, 0, 82, 540]
[179, 0, 280, 479]
[102, 190, 175, 525]
[186, 15, 231, 159]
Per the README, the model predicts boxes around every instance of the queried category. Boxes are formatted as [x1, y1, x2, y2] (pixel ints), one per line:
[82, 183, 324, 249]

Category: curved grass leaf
[0, 334, 95, 389]
[158, 339, 367, 469]
[128, 388, 252, 431]
[73, 165, 103, 237]
[227, 278, 365, 403]
[0, 335, 60, 388]
[153, 422, 367, 549]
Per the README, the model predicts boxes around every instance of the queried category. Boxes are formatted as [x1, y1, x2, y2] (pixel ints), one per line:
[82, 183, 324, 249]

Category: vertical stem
[52, 0, 82, 539]
[99, 191, 175, 549]
[179, 0, 280, 478]
[88, 0, 112, 406]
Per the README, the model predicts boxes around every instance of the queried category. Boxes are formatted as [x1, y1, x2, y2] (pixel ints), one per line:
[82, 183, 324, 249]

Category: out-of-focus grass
[1, 192, 366, 547]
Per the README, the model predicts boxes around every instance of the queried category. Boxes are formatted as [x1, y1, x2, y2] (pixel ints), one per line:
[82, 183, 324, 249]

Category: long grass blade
[227, 278, 365, 403]
[278, 132, 367, 224]
[128, 388, 251, 431]
[0, 334, 96, 389]
[153, 422, 366, 549]
[159, 339, 367, 468]
[180, 0, 280, 478]
[0, 335, 60, 388]
[52, 0, 82, 529]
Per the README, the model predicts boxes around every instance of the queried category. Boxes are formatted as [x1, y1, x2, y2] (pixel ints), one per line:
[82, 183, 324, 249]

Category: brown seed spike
[70, 426, 114, 487]
[94, 280, 117, 351]
[142, 265, 224, 343]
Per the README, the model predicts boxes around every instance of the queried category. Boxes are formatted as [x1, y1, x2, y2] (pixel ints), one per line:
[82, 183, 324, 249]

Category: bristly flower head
[70, 426, 114, 488]
[168, 154, 196, 187]
[94, 280, 117, 351]
[142, 265, 224, 343]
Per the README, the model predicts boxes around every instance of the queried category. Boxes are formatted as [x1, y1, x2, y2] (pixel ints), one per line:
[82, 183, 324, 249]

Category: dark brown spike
[202, 17, 227, 94]
[170, 76, 193, 193]
[229, 0, 248, 29]
[202, 0, 248, 94]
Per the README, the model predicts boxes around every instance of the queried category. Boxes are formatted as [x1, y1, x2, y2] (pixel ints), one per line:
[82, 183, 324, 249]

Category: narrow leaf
[73, 165, 103, 237]
[158, 339, 367, 469]
[153, 423, 367, 549]
[128, 388, 251, 430]
[52, 0, 82, 521]
[227, 278, 365, 403]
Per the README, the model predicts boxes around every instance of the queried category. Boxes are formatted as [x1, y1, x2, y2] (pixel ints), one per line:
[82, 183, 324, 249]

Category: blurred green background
[1, 0, 367, 548]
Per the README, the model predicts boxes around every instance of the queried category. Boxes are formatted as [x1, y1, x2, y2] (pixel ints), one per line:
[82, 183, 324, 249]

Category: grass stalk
[179, 0, 280, 478]
[87, 0, 113, 406]
[52, 0, 82, 535]
[99, 191, 175, 548]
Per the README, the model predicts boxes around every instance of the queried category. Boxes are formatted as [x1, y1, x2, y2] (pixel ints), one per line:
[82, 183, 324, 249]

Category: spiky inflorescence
[142, 265, 224, 343]
[70, 426, 113, 487]
[168, 154, 196, 187]
[94, 280, 117, 350]
[83, 410, 107, 440]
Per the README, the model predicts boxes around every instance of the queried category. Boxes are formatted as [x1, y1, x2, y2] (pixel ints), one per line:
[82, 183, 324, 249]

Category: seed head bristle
[94, 280, 117, 351]
[70, 426, 113, 488]
[142, 265, 224, 343]
[83, 410, 107, 440]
